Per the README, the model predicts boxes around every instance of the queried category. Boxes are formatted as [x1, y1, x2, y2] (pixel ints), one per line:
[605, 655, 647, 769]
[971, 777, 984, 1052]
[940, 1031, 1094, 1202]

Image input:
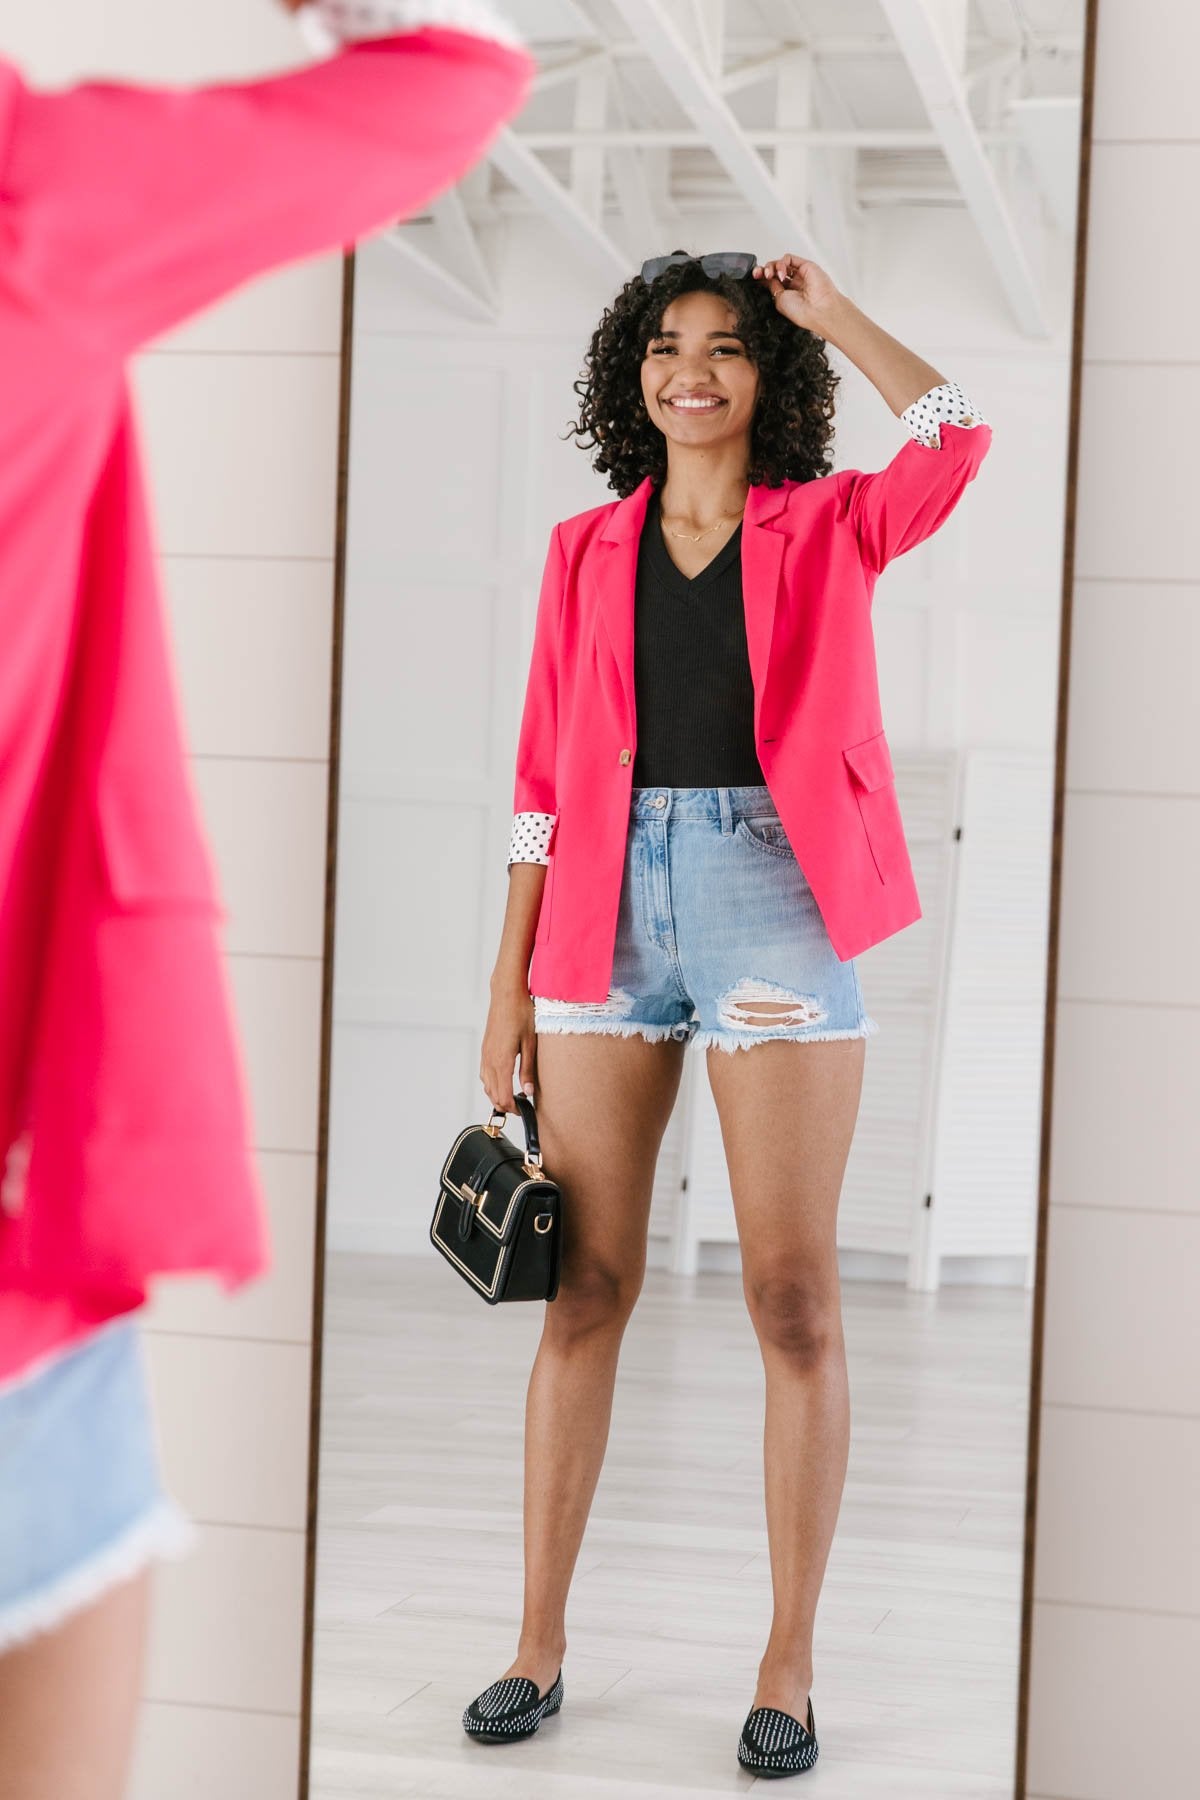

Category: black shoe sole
[744, 1763, 819, 1779]
[472, 1696, 562, 1745]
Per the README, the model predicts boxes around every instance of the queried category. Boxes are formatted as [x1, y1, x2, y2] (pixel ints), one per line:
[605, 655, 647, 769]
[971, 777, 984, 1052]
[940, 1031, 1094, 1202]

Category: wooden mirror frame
[298, 6, 1100, 1787]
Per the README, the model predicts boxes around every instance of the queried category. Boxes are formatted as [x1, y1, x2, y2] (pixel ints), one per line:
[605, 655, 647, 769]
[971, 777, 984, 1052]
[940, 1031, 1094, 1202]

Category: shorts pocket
[734, 817, 796, 859]
[842, 730, 905, 883]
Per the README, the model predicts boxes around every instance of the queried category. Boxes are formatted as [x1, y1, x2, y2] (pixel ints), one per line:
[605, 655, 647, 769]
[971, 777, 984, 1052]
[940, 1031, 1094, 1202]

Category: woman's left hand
[753, 254, 843, 332]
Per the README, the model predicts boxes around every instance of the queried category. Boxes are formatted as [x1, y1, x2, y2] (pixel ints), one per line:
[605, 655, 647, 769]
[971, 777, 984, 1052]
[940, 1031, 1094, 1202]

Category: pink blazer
[0, 30, 532, 1377]
[514, 420, 993, 1004]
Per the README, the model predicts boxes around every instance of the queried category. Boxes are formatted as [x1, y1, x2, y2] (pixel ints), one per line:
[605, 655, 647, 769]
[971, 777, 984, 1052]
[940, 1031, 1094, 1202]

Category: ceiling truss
[387, 0, 1080, 337]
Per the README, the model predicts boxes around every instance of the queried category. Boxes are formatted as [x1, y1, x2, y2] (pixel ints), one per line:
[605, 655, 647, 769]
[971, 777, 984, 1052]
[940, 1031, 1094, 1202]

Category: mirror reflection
[313, 3, 1084, 1793]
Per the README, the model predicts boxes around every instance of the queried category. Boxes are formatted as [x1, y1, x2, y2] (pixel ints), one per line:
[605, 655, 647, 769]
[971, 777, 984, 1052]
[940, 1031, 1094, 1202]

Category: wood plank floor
[311, 1254, 1031, 1797]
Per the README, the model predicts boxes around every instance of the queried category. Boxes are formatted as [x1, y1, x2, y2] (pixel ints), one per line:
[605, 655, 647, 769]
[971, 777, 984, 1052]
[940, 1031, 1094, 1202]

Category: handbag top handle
[486, 1092, 543, 1169]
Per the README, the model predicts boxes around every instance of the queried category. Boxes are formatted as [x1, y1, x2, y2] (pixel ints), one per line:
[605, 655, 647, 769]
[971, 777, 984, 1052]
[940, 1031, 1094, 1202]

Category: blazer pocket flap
[96, 765, 221, 910]
[843, 730, 895, 793]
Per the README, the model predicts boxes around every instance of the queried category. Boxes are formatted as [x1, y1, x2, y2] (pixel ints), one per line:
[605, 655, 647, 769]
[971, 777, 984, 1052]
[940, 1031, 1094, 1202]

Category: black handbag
[430, 1093, 562, 1303]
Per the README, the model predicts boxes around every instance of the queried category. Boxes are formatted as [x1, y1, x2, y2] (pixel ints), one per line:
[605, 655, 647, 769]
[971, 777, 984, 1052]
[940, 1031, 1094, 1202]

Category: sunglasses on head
[639, 251, 758, 284]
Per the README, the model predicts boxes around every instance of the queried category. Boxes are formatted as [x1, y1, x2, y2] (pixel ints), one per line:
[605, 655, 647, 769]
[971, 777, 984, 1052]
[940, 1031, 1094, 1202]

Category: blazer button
[618, 748, 632, 765]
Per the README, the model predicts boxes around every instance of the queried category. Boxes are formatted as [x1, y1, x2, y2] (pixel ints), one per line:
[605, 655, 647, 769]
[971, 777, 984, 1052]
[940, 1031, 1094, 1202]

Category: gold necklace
[663, 509, 744, 543]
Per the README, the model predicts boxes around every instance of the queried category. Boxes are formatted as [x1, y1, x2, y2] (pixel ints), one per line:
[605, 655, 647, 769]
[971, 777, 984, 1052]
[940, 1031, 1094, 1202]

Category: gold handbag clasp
[483, 1107, 506, 1138]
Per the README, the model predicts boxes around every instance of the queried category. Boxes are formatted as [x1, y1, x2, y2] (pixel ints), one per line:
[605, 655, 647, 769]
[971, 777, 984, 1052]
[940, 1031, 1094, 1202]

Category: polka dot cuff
[507, 812, 555, 868]
[900, 381, 988, 449]
[301, 0, 524, 50]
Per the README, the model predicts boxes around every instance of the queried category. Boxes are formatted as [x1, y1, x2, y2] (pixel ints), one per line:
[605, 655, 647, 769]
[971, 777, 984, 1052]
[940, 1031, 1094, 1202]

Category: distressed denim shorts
[0, 1318, 193, 1652]
[533, 785, 879, 1052]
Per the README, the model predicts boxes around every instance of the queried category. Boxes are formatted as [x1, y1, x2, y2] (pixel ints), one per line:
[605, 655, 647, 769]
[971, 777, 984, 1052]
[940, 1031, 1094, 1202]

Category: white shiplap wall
[1025, 4, 1200, 1796]
[2, 7, 340, 1795]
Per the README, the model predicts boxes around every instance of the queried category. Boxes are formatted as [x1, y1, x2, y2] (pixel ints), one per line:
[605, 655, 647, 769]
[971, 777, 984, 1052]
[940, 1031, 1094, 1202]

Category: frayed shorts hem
[694, 1016, 880, 1052]
[0, 1498, 196, 1656]
[532, 1015, 691, 1045]
[533, 1014, 880, 1049]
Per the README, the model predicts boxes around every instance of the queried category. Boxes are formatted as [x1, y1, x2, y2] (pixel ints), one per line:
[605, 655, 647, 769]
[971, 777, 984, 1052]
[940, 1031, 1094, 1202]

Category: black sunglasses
[639, 251, 758, 284]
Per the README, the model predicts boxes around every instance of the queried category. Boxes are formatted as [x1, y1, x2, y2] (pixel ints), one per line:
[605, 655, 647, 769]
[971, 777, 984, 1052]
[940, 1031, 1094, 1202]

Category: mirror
[308, 3, 1087, 1793]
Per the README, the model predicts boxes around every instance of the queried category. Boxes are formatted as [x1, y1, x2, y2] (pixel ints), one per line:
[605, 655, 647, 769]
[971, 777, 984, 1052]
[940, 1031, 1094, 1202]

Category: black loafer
[736, 1695, 819, 1777]
[462, 1667, 564, 1743]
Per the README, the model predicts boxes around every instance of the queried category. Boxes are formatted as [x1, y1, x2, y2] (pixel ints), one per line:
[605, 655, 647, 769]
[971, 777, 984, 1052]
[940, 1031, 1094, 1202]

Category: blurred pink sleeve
[4, 27, 532, 353]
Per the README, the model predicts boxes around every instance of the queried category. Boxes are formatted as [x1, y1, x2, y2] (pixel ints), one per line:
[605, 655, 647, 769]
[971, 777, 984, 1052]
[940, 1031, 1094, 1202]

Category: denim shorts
[533, 785, 879, 1052]
[0, 1319, 193, 1652]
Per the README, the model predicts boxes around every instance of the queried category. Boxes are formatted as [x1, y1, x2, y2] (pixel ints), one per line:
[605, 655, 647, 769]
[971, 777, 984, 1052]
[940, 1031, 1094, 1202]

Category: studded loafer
[462, 1667, 564, 1743]
[736, 1694, 820, 1777]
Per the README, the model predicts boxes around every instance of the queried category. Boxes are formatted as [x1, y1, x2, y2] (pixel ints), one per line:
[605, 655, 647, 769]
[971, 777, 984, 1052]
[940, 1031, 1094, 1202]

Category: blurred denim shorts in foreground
[0, 1318, 193, 1651]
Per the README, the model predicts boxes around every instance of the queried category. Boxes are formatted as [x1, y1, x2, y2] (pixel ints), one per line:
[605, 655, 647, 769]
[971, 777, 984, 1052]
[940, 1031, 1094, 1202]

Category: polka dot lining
[900, 380, 988, 449]
[507, 811, 555, 868]
[310, 0, 524, 48]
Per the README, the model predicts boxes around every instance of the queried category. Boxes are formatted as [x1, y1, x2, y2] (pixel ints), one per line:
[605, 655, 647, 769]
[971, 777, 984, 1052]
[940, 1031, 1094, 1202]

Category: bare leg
[0, 1569, 151, 1800]
[707, 1034, 866, 1720]
[500, 1031, 687, 1696]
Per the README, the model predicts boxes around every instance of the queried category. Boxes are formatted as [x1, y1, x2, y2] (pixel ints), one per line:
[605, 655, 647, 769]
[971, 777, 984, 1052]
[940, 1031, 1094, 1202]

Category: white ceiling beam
[721, 45, 807, 96]
[565, 33, 1083, 63]
[803, 58, 862, 297]
[856, 184, 961, 205]
[775, 43, 864, 302]
[382, 229, 496, 323]
[533, 48, 609, 94]
[690, 0, 726, 81]
[515, 127, 1019, 150]
[772, 46, 812, 224]
[571, 63, 609, 220]
[606, 68, 662, 258]
[480, 184, 978, 217]
[640, 147, 683, 232]
[878, 0, 1048, 336]
[812, 57, 866, 227]
[424, 189, 495, 307]
[608, 0, 831, 271]
[488, 127, 629, 285]
[963, 45, 1021, 92]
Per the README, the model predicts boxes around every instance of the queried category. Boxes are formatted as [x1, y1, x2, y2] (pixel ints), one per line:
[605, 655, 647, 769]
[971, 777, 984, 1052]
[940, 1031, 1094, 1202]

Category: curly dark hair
[566, 253, 841, 497]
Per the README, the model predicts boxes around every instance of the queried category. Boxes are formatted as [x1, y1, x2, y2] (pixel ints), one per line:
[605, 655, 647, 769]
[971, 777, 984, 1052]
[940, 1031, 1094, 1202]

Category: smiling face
[639, 287, 760, 454]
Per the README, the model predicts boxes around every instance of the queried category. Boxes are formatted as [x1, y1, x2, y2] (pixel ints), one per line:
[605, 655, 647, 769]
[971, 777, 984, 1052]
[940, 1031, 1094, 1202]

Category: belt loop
[718, 788, 734, 836]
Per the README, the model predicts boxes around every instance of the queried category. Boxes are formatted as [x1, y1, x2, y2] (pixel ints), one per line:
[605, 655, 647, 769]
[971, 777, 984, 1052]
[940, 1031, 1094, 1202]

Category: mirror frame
[298, 5, 1101, 1784]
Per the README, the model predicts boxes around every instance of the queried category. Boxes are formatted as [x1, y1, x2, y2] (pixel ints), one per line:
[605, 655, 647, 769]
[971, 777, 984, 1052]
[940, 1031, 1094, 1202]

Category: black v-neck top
[631, 489, 766, 788]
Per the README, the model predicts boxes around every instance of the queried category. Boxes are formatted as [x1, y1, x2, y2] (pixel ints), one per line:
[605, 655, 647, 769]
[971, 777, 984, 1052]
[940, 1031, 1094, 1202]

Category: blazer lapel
[596, 476, 790, 736]
[739, 484, 788, 723]
[597, 476, 654, 732]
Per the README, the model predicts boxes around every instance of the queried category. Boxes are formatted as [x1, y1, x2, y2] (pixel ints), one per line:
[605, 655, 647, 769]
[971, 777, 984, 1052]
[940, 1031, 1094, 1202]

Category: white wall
[1024, 4, 1200, 1795]
[2, 7, 340, 1793]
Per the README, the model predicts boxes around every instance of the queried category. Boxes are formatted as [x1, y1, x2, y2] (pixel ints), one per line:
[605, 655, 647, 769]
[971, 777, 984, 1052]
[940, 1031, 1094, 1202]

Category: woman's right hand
[480, 980, 537, 1114]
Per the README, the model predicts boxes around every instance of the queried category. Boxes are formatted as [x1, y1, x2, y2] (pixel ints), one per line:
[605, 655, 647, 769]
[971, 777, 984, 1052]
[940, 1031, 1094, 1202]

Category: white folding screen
[924, 751, 1053, 1281]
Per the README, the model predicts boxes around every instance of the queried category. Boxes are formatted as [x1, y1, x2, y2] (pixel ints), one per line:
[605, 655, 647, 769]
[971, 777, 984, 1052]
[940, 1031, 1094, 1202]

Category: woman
[470, 250, 992, 1777]
[0, 3, 529, 1794]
